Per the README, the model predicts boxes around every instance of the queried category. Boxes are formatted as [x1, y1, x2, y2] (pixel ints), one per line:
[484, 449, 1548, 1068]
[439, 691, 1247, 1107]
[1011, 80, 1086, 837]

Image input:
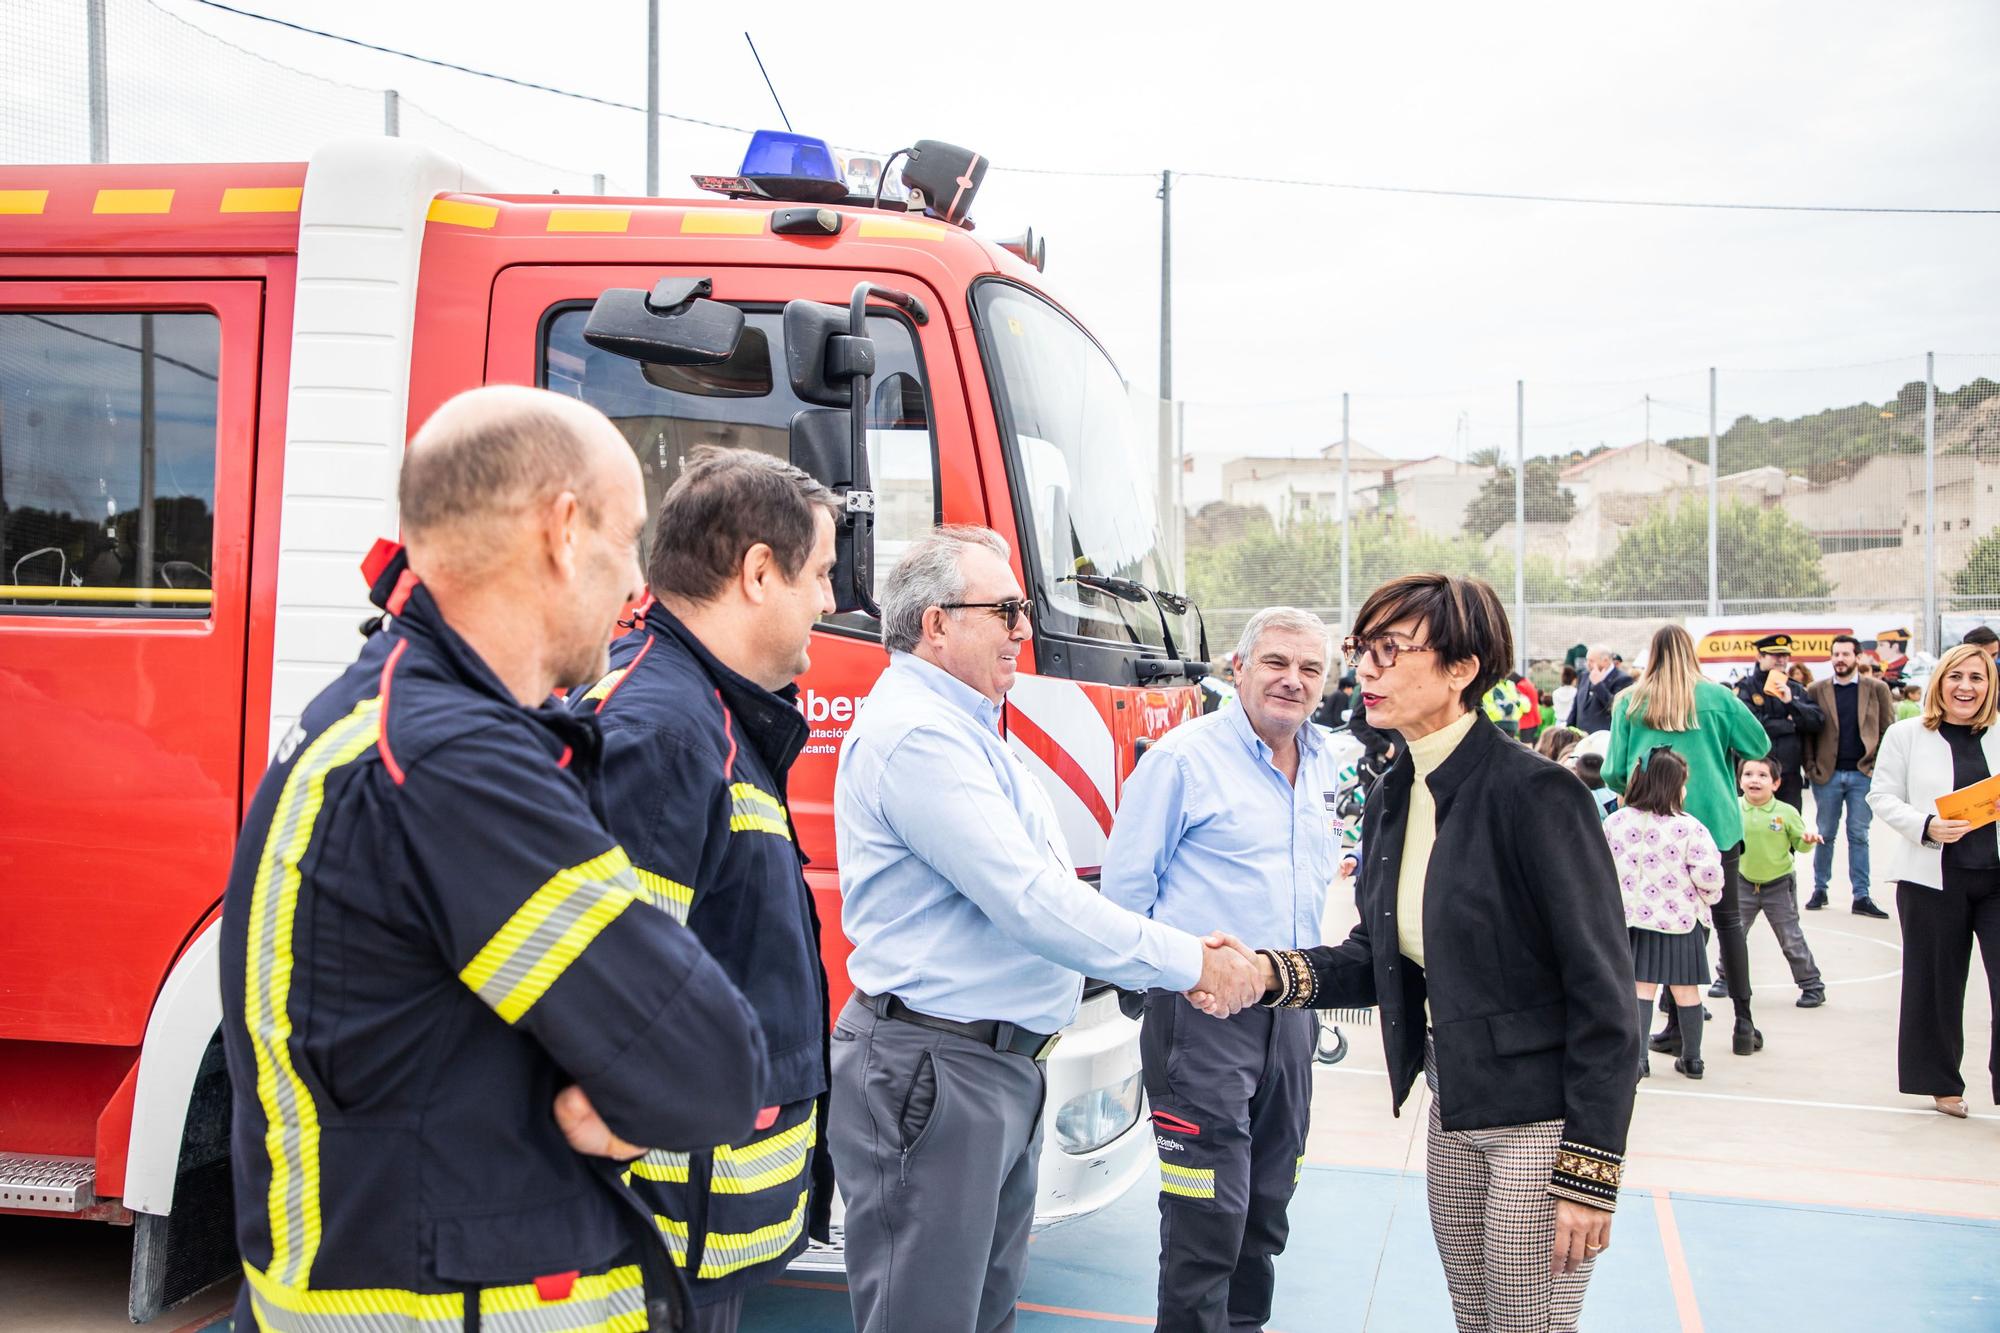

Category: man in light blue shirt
[1103, 606, 1342, 1333]
[829, 525, 1261, 1333]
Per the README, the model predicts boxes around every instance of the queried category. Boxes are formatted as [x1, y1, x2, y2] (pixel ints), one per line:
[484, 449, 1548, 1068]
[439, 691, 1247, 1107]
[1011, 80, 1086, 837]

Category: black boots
[1674, 1001, 1706, 1079]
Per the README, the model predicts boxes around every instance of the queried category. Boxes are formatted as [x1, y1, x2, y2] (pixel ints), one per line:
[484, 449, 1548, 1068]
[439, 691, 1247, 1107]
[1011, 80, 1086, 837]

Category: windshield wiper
[1059, 574, 1213, 683]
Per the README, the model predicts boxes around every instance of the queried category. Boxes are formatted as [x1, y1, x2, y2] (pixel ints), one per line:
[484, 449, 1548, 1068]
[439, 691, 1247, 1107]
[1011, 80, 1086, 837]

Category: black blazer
[1276, 715, 1639, 1208]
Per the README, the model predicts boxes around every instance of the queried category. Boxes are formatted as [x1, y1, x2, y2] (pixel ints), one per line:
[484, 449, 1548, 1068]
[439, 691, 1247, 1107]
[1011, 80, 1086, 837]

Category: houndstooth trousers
[1424, 1046, 1598, 1333]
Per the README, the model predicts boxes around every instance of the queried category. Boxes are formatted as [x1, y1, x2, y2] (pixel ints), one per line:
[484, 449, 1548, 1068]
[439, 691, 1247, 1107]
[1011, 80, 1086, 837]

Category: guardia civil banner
[1682, 612, 1917, 683]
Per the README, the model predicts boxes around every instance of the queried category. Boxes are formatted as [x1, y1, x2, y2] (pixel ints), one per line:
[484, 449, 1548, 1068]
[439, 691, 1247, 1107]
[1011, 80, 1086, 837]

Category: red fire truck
[0, 134, 1213, 1318]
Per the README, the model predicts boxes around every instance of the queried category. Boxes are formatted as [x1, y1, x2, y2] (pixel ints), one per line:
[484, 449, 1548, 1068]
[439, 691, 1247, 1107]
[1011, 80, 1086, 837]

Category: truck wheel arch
[123, 918, 224, 1216]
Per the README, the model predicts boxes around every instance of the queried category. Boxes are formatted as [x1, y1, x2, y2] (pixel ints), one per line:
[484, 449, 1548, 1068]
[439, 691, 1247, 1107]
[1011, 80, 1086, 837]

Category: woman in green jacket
[1607, 625, 1773, 1057]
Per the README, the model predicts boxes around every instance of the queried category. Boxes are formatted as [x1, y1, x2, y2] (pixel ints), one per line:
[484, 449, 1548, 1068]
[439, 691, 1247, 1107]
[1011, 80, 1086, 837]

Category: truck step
[0, 1153, 96, 1212]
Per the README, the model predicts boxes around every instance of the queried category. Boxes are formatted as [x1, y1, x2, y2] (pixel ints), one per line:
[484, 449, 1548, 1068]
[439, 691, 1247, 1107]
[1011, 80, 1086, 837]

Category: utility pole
[383, 89, 400, 137]
[1926, 351, 1938, 652]
[1707, 368, 1719, 615]
[645, 0, 660, 195]
[1515, 380, 1526, 671]
[1340, 392, 1351, 633]
[1157, 169, 1174, 578]
[1644, 393, 1652, 445]
[87, 0, 109, 163]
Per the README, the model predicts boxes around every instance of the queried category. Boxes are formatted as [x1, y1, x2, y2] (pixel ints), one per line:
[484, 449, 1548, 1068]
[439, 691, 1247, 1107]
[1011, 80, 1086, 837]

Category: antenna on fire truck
[743, 33, 794, 132]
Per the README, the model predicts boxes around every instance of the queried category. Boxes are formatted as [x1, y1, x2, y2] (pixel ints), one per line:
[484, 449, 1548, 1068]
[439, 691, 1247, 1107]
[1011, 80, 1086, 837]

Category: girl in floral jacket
[1605, 747, 1725, 1080]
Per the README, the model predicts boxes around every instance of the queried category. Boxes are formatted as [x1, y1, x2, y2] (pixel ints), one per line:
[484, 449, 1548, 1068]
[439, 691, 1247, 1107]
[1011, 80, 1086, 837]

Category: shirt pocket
[1486, 1000, 1568, 1057]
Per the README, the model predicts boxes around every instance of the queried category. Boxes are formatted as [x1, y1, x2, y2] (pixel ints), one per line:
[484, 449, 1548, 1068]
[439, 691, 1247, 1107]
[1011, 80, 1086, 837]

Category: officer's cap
[1753, 633, 1793, 655]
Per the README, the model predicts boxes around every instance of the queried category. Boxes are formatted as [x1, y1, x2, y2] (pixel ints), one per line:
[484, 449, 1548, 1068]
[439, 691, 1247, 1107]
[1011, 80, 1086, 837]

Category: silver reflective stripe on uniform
[244, 1261, 646, 1333]
[458, 849, 639, 1023]
[692, 1187, 810, 1279]
[727, 782, 790, 839]
[628, 1147, 690, 1183]
[633, 868, 693, 925]
[711, 1116, 814, 1195]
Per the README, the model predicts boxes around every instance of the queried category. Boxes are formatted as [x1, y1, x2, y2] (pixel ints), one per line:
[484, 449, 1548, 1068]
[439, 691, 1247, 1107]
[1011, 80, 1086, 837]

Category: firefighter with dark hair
[219, 387, 769, 1333]
[577, 446, 841, 1333]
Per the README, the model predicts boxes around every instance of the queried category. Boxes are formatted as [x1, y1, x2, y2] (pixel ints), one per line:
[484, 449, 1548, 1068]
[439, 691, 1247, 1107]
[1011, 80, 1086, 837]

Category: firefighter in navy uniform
[578, 447, 840, 1333]
[219, 388, 770, 1333]
[1734, 633, 1824, 812]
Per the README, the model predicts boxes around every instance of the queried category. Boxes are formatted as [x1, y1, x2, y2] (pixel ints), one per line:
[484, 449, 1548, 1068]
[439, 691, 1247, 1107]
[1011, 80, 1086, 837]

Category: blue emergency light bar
[741, 131, 839, 183]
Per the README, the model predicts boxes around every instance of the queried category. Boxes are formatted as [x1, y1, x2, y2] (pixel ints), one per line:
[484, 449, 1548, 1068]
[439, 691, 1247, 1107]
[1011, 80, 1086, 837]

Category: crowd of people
[214, 386, 1995, 1333]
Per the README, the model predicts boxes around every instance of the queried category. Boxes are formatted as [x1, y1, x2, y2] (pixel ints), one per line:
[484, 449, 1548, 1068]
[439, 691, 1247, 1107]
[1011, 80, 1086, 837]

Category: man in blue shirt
[1103, 607, 1343, 1333]
[830, 525, 1262, 1333]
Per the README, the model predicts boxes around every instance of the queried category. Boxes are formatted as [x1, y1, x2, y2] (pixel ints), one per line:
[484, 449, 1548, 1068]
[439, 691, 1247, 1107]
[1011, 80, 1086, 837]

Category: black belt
[855, 992, 1061, 1061]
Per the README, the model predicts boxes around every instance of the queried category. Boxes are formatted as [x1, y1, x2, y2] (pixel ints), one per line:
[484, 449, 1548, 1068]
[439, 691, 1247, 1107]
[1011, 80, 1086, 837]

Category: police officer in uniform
[220, 387, 769, 1333]
[1735, 633, 1824, 812]
[1104, 607, 1344, 1333]
[579, 447, 839, 1333]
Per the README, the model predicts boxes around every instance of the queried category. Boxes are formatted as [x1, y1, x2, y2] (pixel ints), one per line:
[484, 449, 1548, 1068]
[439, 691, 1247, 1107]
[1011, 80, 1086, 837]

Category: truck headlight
[1051, 1070, 1144, 1155]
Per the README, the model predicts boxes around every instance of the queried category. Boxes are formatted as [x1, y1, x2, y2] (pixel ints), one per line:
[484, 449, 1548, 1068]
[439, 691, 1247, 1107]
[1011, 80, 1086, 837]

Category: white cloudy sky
[16, 0, 2000, 502]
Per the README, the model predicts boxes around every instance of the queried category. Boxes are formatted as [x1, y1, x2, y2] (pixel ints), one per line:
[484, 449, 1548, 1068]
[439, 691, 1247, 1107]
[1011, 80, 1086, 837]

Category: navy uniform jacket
[579, 606, 831, 1302]
[219, 549, 769, 1333]
[1734, 673, 1824, 782]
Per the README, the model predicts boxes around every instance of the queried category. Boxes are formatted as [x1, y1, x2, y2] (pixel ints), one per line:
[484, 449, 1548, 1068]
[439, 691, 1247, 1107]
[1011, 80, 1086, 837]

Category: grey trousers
[685, 1290, 744, 1333]
[827, 995, 1047, 1333]
[1738, 872, 1824, 991]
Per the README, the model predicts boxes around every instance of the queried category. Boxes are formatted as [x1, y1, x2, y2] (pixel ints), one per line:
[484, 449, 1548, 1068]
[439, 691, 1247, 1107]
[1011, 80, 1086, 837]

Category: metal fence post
[593, 173, 606, 196]
[1340, 391, 1351, 633]
[1515, 379, 1526, 670]
[86, 0, 109, 163]
[1174, 399, 1187, 587]
[1926, 350, 1938, 650]
[1708, 366, 1720, 616]
[645, 0, 660, 194]
[383, 89, 400, 137]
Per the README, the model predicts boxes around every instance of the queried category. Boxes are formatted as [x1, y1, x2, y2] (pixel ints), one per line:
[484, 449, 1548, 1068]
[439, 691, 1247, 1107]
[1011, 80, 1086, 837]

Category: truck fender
[122, 918, 222, 1215]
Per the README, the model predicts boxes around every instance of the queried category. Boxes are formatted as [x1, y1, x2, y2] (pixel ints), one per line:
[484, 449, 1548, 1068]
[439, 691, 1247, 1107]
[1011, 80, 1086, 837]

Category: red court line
[773, 1278, 849, 1292]
[1652, 1188, 1706, 1333]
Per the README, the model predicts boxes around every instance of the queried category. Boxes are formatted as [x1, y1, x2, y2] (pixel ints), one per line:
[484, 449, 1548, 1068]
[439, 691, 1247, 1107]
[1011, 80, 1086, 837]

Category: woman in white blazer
[1865, 643, 2000, 1118]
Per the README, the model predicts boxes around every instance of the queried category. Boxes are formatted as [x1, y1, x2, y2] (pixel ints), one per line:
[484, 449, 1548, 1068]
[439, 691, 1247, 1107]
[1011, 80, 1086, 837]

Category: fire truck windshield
[974, 282, 1187, 654]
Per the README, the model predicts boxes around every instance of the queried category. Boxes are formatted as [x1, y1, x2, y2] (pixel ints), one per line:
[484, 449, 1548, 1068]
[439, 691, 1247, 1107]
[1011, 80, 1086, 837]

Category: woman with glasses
[1605, 625, 1773, 1060]
[1865, 643, 2000, 1118]
[1199, 572, 1638, 1333]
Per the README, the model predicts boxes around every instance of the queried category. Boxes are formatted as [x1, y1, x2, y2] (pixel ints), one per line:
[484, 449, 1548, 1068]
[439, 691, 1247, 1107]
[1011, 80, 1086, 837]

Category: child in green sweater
[1718, 754, 1828, 1008]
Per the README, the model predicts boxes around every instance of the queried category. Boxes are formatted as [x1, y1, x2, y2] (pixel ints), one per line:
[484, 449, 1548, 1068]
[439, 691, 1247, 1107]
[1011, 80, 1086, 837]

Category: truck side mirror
[783, 299, 874, 407]
[583, 277, 745, 365]
[789, 408, 873, 615]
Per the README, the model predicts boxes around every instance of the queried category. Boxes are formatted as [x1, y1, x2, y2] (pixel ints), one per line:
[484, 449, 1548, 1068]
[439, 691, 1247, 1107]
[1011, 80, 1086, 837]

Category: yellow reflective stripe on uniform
[580, 668, 627, 704]
[711, 1116, 815, 1195]
[244, 697, 384, 1288]
[692, 1187, 810, 1279]
[459, 849, 639, 1023]
[632, 867, 693, 924]
[1159, 1160, 1217, 1199]
[628, 1147, 691, 1183]
[728, 782, 791, 839]
[242, 1259, 646, 1333]
[1295, 1154, 1307, 1185]
[654, 1213, 690, 1266]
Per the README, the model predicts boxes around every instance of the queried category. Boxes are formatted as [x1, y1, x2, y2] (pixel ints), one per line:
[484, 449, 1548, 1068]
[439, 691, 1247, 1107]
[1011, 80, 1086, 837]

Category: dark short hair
[1574, 751, 1606, 789]
[1623, 746, 1689, 816]
[1964, 625, 2000, 648]
[1738, 754, 1780, 782]
[648, 446, 838, 602]
[1352, 572, 1513, 710]
[1562, 664, 1577, 685]
[1829, 634, 1861, 652]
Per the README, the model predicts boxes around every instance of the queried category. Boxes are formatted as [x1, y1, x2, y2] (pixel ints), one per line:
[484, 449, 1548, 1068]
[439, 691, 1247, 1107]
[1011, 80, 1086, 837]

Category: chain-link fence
[1181, 355, 2000, 676]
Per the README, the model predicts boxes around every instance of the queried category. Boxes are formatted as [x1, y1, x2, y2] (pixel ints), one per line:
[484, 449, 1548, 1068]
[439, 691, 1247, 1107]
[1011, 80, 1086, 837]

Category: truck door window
[0, 312, 220, 616]
[543, 305, 937, 635]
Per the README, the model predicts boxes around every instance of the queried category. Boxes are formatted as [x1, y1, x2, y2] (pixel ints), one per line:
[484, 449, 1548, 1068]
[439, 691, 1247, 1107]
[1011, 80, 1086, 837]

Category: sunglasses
[1341, 633, 1435, 670]
[942, 598, 1033, 631]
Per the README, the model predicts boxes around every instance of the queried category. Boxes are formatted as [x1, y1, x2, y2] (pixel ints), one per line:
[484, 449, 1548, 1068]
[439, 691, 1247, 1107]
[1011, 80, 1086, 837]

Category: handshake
[1185, 931, 1276, 1018]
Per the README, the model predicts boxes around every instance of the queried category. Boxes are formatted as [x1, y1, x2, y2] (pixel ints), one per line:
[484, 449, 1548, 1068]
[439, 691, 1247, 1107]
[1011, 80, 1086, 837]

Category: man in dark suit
[1567, 645, 1633, 733]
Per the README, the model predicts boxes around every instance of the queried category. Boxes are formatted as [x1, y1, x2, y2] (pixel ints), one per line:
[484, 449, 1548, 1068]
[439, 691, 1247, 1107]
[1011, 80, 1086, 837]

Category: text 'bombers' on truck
[0, 132, 1219, 1319]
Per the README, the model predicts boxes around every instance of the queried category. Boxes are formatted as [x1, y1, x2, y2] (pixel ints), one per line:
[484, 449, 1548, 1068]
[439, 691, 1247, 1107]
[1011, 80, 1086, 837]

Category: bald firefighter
[219, 387, 769, 1332]
[577, 447, 839, 1331]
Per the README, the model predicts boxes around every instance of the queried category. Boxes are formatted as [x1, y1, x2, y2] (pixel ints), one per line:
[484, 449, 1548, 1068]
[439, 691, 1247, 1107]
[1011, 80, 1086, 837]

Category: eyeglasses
[1342, 633, 1435, 670]
[942, 598, 1033, 631]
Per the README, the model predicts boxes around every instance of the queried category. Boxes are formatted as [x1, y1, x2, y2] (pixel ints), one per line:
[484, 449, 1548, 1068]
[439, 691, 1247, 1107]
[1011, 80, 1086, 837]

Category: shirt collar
[1221, 698, 1322, 764]
[890, 651, 1004, 729]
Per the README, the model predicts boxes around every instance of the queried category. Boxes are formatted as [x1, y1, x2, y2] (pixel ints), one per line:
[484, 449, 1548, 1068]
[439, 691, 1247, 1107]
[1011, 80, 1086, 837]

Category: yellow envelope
[1934, 770, 2000, 829]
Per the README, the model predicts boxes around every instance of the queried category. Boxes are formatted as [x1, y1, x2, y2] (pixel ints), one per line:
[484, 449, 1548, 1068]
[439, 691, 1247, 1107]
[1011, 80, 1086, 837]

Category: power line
[179, 1, 2000, 215]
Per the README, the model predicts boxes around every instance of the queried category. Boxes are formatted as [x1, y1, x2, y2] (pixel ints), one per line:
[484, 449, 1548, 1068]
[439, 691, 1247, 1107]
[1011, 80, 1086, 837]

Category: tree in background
[1951, 527, 2000, 598]
[1593, 500, 1830, 603]
[1462, 459, 1577, 539]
